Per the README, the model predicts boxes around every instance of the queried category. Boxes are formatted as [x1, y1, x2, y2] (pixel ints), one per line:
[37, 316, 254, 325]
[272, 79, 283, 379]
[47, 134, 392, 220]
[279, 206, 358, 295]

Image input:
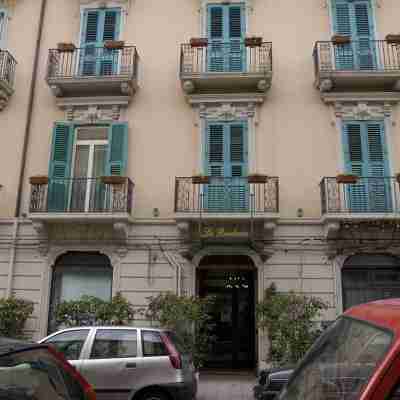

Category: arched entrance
[48, 252, 113, 333]
[198, 255, 256, 369]
[342, 254, 400, 310]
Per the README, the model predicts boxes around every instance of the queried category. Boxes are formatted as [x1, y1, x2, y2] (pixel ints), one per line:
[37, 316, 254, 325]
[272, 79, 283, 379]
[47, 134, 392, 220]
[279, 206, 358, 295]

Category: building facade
[1, 0, 400, 369]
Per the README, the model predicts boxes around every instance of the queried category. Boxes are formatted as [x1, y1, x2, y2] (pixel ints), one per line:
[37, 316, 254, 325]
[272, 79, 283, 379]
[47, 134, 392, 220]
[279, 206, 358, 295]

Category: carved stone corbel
[120, 82, 134, 96]
[177, 221, 190, 236]
[50, 85, 63, 97]
[113, 222, 129, 242]
[320, 79, 333, 93]
[263, 221, 276, 235]
[182, 80, 195, 94]
[257, 79, 270, 92]
[325, 221, 340, 240]
[32, 221, 48, 238]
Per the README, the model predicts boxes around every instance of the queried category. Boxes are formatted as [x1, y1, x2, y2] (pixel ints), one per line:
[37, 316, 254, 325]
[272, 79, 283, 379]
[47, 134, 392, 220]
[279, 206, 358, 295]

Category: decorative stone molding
[61, 104, 122, 122]
[322, 91, 400, 104]
[333, 101, 394, 120]
[320, 79, 333, 93]
[177, 222, 190, 236]
[198, 102, 256, 121]
[77, 0, 132, 14]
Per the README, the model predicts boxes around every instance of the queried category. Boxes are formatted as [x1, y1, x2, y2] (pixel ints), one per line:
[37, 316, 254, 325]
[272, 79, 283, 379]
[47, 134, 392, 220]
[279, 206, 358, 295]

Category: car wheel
[139, 390, 169, 400]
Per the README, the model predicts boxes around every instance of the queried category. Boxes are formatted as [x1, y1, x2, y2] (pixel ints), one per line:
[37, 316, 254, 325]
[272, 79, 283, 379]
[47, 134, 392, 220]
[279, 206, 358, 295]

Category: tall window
[0, 10, 7, 49]
[342, 120, 391, 212]
[207, 3, 245, 72]
[80, 8, 122, 75]
[204, 121, 248, 211]
[48, 123, 128, 212]
[331, 0, 375, 69]
[49, 252, 113, 332]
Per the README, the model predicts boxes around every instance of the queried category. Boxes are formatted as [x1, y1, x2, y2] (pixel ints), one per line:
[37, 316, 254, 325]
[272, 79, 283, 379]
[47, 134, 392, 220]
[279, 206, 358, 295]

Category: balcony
[0, 50, 17, 110]
[29, 177, 134, 240]
[180, 41, 272, 102]
[46, 46, 139, 100]
[320, 176, 400, 239]
[314, 40, 400, 101]
[174, 176, 279, 238]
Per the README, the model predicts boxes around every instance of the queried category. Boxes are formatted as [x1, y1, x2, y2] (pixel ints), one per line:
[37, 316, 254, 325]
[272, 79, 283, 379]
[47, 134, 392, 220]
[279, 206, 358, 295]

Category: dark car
[254, 367, 293, 400]
[0, 336, 96, 400]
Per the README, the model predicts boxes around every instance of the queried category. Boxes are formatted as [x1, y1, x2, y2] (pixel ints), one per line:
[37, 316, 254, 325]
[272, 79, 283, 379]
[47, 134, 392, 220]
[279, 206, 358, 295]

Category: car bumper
[162, 381, 197, 400]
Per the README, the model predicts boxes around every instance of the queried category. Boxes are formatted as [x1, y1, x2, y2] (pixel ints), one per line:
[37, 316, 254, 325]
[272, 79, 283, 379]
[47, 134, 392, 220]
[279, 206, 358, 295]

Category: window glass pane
[142, 331, 168, 357]
[60, 267, 112, 302]
[0, 12, 5, 44]
[92, 145, 107, 177]
[0, 348, 78, 400]
[45, 330, 89, 360]
[77, 127, 108, 141]
[91, 329, 137, 359]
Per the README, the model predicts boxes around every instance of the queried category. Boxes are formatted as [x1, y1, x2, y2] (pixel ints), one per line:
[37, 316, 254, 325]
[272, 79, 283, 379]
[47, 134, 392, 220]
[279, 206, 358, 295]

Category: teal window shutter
[0, 10, 6, 48]
[331, 0, 375, 70]
[81, 8, 121, 76]
[107, 123, 128, 176]
[48, 123, 74, 211]
[204, 121, 248, 211]
[207, 3, 245, 72]
[342, 121, 390, 212]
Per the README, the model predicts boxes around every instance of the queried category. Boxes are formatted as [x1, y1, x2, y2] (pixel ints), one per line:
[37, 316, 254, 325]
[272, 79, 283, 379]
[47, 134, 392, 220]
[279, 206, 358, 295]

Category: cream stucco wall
[0, 0, 42, 217]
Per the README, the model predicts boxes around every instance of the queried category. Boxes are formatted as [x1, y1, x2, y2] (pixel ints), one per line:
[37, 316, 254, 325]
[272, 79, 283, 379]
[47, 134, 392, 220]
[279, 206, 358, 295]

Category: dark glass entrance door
[199, 270, 255, 369]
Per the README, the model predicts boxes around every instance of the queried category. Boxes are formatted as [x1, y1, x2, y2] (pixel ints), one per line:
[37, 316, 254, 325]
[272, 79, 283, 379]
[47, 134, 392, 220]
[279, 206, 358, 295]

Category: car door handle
[125, 362, 137, 369]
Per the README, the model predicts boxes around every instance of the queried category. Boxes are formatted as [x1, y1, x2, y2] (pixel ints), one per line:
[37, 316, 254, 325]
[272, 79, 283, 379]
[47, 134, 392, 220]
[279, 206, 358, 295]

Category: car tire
[139, 389, 169, 400]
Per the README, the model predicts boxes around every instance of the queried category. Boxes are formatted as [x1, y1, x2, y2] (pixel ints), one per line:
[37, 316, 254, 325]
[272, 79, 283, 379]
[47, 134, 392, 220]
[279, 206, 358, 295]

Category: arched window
[48, 252, 113, 332]
[342, 254, 400, 310]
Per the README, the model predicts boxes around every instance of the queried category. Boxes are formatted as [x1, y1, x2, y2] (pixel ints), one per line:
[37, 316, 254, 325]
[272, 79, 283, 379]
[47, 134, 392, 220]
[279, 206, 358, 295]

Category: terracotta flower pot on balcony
[104, 40, 125, 50]
[336, 174, 359, 184]
[100, 176, 126, 185]
[331, 35, 351, 45]
[386, 34, 400, 44]
[247, 174, 268, 184]
[29, 176, 49, 185]
[245, 37, 263, 47]
[192, 175, 210, 185]
[57, 42, 76, 52]
[190, 38, 208, 47]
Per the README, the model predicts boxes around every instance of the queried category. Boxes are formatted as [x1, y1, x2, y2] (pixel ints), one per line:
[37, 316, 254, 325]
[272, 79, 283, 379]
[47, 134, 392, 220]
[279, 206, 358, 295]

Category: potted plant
[104, 40, 125, 50]
[57, 42, 76, 52]
[192, 175, 210, 184]
[190, 38, 208, 47]
[245, 36, 263, 47]
[248, 173, 268, 184]
[386, 34, 400, 44]
[336, 174, 359, 184]
[100, 176, 126, 185]
[29, 175, 49, 185]
[331, 35, 351, 45]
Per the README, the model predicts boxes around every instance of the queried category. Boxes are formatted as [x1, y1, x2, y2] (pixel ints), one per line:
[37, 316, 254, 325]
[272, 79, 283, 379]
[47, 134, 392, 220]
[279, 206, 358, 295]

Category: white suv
[40, 326, 197, 400]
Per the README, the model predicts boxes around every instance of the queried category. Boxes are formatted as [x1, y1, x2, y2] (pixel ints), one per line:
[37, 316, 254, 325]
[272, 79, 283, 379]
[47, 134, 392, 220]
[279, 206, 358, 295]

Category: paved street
[198, 373, 256, 400]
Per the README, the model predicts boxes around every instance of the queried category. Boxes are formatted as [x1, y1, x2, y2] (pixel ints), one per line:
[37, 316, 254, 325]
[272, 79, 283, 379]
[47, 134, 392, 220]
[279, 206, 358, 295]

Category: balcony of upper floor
[46, 43, 139, 100]
[179, 39, 272, 102]
[320, 176, 400, 239]
[0, 50, 17, 110]
[29, 176, 134, 240]
[314, 38, 400, 101]
[174, 176, 279, 240]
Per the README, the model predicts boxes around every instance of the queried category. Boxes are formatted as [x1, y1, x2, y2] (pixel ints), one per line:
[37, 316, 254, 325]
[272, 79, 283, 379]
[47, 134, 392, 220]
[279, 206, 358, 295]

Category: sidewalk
[197, 373, 256, 400]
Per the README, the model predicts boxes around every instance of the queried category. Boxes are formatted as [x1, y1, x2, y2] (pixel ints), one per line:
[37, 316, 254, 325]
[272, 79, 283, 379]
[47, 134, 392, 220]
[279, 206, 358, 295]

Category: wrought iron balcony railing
[180, 42, 272, 76]
[30, 177, 134, 214]
[314, 40, 400, 74]
[0, 50, 17, 89]
[320, 177, 400, 215]
[46, 46, 138, 80]
[175, 177, 279, 214]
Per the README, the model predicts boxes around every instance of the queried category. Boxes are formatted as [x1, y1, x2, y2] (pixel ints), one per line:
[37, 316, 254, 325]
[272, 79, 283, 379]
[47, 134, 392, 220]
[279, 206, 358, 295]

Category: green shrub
[256, 283, 328, 366]
[0, 297, 34, 338]
[55, 292, 135, 327]
[146, 293, 215, 369]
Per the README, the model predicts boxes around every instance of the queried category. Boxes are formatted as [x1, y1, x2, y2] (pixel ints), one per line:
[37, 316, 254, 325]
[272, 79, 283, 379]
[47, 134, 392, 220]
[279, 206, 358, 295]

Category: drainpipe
[14, 0, 47, 217]
[6, 218, 18, 297]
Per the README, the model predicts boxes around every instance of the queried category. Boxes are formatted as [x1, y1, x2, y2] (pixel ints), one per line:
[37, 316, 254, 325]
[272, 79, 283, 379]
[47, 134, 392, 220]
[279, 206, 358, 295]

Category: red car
[279, 299, 400, 400]
[0, 337, 96, 400]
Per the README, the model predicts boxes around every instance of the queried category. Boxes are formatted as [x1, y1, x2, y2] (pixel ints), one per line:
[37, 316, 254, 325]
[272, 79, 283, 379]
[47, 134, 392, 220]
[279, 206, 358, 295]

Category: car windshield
[279, 316, 393, 400]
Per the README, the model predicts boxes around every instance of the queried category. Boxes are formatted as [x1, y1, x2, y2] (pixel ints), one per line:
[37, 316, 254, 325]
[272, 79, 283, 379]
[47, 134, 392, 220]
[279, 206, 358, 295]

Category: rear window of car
[0, 347, 85, 400]
[44, 329, 89, 360]
[90, 329, 138, 359]
[142, 330, 168, 357]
